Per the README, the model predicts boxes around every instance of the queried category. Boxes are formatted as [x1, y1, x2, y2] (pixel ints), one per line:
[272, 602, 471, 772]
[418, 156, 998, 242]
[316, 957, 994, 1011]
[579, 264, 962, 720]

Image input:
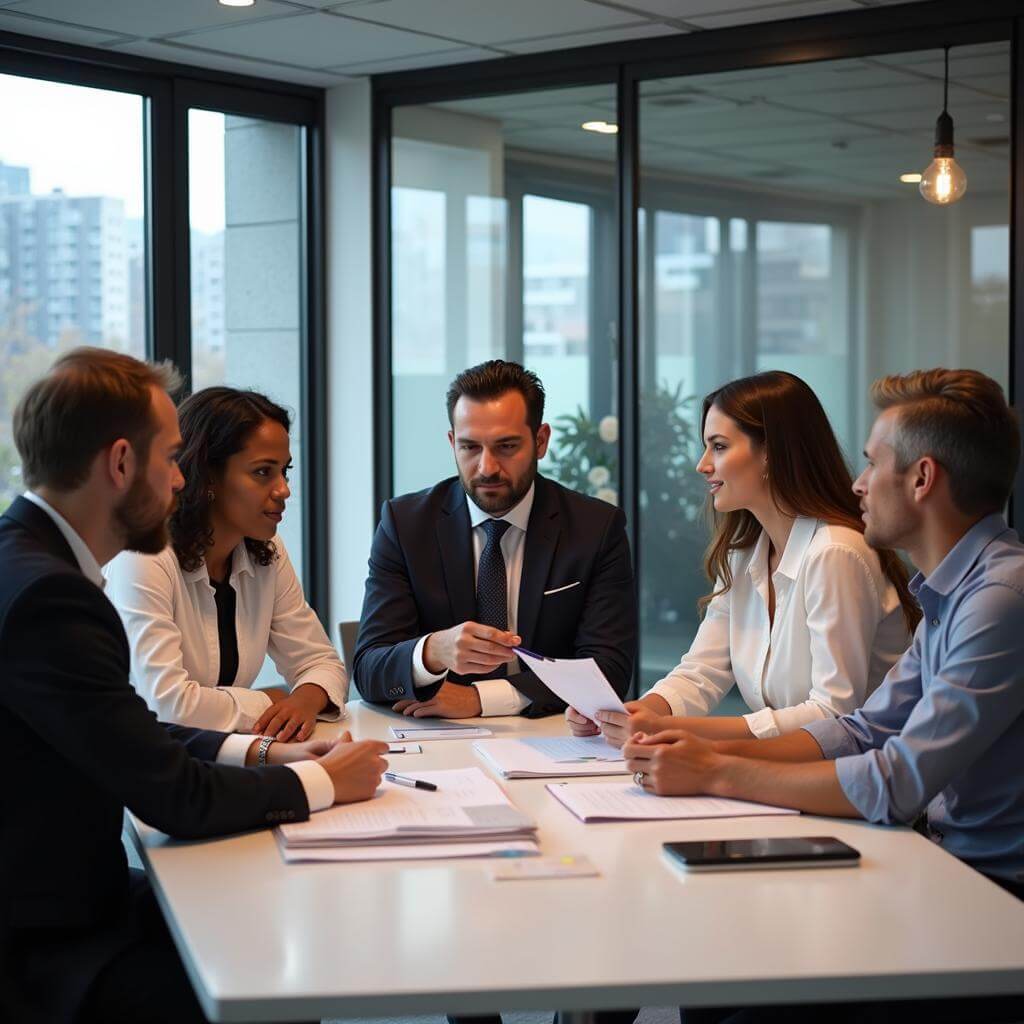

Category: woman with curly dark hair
[106, 386, 347, 740]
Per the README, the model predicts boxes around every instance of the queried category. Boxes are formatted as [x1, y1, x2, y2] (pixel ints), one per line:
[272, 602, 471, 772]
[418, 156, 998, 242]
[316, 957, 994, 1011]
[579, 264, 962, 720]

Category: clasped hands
[391, 621, 520, 718]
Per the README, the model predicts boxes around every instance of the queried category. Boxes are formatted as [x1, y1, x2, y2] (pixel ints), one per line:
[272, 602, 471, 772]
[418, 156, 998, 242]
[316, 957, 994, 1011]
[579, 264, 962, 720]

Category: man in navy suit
[0, 348, 387, 1023]
[354, 360, 636, 720]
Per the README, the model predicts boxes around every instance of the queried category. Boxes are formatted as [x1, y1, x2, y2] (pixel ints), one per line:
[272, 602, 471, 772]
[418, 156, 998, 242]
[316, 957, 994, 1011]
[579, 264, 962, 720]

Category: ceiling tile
[105, 37, 351, 86]
[0, 0, 297, 38]
[688, 0, 858, 30]
[327, 46, 497, 75]
[499, 21, 683, 54]
[0, 8, 129, 45]
[330, 0, 642, 46]
[165, 10, 462, 67]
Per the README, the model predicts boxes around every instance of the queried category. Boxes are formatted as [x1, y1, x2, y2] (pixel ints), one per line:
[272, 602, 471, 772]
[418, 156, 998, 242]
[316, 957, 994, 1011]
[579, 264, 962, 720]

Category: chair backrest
[337, 620, 360, 677]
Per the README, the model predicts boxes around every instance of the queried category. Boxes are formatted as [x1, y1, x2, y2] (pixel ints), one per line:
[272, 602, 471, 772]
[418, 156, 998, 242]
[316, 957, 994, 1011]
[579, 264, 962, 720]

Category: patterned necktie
[476, 518, 512, 635]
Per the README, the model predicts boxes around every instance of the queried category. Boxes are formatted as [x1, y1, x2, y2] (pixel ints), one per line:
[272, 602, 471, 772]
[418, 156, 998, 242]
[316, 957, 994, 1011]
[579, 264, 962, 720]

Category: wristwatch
[257, 735, 276, 767]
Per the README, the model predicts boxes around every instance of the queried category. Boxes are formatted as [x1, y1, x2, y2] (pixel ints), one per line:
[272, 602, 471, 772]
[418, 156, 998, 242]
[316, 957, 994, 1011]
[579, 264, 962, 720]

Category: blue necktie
[476, 519, 512, 641]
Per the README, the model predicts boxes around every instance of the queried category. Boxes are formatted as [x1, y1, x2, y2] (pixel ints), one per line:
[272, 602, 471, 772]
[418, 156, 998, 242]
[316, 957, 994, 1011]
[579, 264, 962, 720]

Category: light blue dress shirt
[804, 514, 1024, 882]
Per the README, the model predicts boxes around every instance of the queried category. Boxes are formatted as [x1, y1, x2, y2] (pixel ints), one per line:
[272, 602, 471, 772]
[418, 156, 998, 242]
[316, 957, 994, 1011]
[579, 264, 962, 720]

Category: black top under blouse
[209, 570, 239, 687]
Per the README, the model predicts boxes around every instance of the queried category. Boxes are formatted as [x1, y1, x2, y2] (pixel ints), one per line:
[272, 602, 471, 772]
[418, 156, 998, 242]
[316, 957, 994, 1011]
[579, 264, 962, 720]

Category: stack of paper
[277, 767, 538, 863]
[546, 782, 800, 822]
[474, 736, 629, 778]
[389, 722, 493, 741]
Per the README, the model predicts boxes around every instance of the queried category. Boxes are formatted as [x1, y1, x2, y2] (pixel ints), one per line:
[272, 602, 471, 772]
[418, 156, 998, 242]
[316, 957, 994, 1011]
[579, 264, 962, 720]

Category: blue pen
[513, 645, 554, 662]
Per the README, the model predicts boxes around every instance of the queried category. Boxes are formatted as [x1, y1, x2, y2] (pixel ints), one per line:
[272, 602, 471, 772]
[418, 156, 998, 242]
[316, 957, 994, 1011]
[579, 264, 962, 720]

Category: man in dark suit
[354, 359, 636, 720]
[0, 348, 387, 1024]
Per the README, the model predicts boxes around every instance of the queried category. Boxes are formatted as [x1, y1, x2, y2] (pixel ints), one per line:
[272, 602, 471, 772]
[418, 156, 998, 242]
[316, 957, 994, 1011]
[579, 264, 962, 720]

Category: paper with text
[515, 650, 627, 722]
[546, 782, 799, 822]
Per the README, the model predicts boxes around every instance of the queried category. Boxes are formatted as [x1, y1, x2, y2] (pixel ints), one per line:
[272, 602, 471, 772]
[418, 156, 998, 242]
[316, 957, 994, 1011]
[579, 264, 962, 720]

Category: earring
[206, 489, 215, 503]
[762, 471, 769, 482]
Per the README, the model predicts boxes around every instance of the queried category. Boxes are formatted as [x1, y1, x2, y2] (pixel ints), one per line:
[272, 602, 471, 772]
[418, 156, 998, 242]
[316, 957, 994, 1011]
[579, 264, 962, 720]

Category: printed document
[475, 737, 629, 779]
[515, 649, 627, 722]
[546, 782, 799, 822]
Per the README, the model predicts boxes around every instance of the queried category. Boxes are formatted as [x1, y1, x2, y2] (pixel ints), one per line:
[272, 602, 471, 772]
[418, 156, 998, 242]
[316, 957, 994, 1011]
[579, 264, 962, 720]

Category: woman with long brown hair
[569, 370, 920, 745]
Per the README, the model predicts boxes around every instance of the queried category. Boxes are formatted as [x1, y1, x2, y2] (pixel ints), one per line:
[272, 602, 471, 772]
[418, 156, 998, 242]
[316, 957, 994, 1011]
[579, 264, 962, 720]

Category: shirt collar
[23, 490, 105, 589]
[912, 512, 1011, 599]
[466, 482, 535, 533]
[182, 539, 257, 585]
[774, 516, 818, 581]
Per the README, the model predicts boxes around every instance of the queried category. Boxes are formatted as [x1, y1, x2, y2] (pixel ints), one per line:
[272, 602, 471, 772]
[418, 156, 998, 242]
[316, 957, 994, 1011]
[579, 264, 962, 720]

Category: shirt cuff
[648, 681, 688, 718]
[283, 760, 335, 813]
[743, 707, 780, 739]
[215, 733, 257, 766]
[802, 718, 859, 759]
[473, 678, 532, 717]
[235, 687, 274, 732]
[412, 635, 448, 689]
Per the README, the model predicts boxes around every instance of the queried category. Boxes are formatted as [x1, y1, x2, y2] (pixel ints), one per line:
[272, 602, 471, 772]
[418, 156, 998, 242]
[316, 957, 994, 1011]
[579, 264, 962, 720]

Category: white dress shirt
[24, 492, 333, 811]
[649, 517, 911, 738]
[411, 484, 535, 716]
[104, 537, 347, 734]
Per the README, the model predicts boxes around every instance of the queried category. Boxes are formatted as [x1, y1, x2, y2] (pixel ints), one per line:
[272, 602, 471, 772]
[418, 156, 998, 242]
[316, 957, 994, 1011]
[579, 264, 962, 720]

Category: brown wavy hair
[699, 371, 920, 633]
[169, 387, 291, 573]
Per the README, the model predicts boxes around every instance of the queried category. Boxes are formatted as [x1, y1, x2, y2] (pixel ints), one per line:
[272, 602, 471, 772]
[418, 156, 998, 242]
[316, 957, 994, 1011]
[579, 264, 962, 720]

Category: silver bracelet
[257, 735, 276, 767]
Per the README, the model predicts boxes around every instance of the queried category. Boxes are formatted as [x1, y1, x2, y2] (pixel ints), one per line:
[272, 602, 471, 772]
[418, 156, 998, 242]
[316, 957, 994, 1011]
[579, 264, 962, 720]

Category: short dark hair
[445, 360, 545, 433]
[170, 386, 291, 573]
[872, 368, 1021, 516]
[13, 346, 181, 491]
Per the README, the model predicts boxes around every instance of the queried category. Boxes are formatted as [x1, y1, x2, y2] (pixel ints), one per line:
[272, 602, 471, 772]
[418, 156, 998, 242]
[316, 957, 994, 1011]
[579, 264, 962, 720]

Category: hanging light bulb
[920, 46, 967, 205]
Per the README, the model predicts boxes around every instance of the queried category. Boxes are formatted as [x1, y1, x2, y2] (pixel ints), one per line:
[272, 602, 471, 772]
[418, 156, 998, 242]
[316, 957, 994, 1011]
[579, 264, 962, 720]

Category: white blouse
[105, 538, 348, 732]
[649, 517, 911, 738]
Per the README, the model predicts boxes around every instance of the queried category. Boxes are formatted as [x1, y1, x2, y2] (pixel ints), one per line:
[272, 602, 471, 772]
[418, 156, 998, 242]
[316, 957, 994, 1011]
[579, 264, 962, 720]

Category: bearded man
[353, 359, 636, 719]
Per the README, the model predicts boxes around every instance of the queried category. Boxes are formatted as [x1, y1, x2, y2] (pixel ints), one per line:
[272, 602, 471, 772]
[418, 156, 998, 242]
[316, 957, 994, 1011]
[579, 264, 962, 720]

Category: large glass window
[188, 109, 307, 574]
[0, 73, 146, 509]
[637, 42, 1011, 691]
[390, 85, 619, 504]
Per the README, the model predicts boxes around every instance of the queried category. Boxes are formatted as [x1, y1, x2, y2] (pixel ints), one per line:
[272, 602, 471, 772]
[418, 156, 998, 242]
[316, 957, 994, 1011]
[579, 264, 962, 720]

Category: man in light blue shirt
[626, 367, 1024, 894]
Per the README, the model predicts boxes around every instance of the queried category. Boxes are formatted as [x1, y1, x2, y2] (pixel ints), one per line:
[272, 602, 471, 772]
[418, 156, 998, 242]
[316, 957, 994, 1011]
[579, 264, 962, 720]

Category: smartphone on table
[663, 836, 860, 872]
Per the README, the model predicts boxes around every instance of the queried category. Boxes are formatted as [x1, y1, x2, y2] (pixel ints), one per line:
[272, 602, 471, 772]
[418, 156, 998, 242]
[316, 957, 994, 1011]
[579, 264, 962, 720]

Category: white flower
[596, 487, 618, 506]
[598, 415, 619, 444]
[587, 464, 611, 488]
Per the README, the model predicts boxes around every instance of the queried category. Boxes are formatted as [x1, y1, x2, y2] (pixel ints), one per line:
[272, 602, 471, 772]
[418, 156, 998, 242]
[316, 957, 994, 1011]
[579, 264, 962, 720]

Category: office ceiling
[0, 0, 935, 87]
[435, 41, 1010, 202]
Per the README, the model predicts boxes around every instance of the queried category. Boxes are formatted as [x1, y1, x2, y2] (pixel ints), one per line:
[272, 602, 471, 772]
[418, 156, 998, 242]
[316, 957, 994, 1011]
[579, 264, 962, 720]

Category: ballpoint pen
[384, 771, 438, 792]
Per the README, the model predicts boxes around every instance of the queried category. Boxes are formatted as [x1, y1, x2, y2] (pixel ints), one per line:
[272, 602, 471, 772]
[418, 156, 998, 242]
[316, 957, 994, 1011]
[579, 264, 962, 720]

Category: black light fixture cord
[943, 45, 949, 114]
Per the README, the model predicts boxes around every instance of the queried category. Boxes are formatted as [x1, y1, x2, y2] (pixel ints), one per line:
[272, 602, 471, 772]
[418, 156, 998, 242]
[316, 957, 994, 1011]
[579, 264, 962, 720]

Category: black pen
[513, 645, 554, 662]
[384, 771, 438, 792]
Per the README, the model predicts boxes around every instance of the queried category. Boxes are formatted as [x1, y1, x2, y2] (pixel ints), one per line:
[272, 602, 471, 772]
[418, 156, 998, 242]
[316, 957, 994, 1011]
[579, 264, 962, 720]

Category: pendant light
[920, 46, 967, 205]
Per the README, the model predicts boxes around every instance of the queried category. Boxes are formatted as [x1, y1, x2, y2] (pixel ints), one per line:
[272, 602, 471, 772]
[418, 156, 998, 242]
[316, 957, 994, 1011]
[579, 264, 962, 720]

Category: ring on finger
[633, 770, 646, 787]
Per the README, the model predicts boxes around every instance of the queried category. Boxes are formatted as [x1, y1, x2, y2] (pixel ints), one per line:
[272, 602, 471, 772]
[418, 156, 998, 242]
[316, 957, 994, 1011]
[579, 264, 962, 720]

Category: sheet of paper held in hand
[514, 648, 628, 723]
[546, 782, 800, 823]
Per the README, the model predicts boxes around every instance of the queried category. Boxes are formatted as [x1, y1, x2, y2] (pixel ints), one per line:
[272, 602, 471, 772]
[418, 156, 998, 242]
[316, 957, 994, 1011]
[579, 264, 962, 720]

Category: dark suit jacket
[353, 475, 636, 717]
[0, 497, 309, 1014]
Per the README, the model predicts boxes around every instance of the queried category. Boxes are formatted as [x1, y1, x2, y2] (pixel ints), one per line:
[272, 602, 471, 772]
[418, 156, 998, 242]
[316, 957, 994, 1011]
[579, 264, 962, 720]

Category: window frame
[0, 29, 328, 619]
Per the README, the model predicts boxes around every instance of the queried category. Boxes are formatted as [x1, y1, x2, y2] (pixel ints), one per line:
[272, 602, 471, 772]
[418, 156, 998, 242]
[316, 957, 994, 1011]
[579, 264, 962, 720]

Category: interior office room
[1, 0, 1023, 1022]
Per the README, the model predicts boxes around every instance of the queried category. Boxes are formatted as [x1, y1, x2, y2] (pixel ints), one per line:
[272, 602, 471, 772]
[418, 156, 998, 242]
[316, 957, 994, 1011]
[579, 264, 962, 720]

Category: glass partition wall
[390, 84, 619, 501]
[377, 11, 1018, 697]
[637, 43, 1010, 689]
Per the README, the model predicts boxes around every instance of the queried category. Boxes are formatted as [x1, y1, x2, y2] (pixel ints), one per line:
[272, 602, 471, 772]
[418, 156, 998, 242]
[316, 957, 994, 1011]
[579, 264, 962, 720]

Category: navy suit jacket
[353, 475, 637, 717]
[0, 497, 309, 939]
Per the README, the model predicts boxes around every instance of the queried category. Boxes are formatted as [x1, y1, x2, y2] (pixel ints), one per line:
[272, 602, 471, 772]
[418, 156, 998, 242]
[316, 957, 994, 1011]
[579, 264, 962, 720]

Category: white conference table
[130, 701, 1024, 1023]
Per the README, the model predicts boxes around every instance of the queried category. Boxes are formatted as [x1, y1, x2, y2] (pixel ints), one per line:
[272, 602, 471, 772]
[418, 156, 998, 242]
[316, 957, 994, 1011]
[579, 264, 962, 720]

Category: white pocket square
[544, 581, 581, 596]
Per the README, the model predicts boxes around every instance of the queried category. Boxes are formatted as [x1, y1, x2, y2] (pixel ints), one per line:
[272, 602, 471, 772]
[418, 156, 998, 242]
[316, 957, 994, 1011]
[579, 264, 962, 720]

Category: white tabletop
[130, 701, 1024, 1023]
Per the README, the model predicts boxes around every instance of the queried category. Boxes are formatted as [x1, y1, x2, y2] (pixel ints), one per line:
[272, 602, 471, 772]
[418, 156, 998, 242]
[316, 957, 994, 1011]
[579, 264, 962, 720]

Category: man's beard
[462, 459, 537, 515]
[116, 474, 173, 555]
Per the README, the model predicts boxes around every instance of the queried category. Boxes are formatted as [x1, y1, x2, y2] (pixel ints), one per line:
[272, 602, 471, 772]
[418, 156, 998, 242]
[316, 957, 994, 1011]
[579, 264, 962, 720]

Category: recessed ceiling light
[581, 121, 618, 134]
[986, 112, 1006, 123]
[219, 0, 255, 7]
[900, 173, 923, 184]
